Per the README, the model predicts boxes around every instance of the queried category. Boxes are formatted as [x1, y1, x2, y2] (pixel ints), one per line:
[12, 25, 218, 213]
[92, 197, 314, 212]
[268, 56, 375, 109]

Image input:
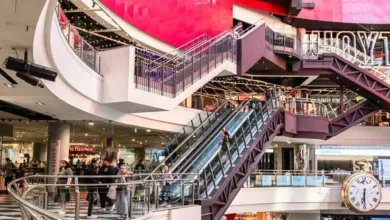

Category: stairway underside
[195, 109, 283, 220]
[302, 53, 390, 111]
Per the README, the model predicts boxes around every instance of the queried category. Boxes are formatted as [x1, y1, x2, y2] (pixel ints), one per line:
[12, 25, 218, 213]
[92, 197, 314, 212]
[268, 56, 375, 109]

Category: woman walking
[116, 165, 130, 220]
[16, 163, 26, 193]
[55, 158, 73, 216]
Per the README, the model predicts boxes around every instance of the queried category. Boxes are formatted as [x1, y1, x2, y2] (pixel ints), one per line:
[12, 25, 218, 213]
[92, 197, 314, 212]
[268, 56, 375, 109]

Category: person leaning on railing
[2, 158, 17, 191]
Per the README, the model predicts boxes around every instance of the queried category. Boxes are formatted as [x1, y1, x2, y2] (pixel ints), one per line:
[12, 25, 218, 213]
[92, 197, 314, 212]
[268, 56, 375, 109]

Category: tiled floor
[0, 193, 141, 220]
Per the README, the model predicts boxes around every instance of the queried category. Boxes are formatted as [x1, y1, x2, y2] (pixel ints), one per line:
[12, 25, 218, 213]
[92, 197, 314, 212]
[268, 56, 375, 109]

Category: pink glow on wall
[298, 0, 390, 24]
[100, 0, 234, 47]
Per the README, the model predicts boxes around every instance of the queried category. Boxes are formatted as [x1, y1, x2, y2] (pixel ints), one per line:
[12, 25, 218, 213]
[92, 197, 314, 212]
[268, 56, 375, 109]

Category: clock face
[343, 173, 382, 213]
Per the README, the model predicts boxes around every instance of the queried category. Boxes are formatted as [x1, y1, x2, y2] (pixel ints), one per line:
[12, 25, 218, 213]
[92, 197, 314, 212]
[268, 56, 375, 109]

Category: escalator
[156, 100, 234, 171]
[193, 95, 283, 220]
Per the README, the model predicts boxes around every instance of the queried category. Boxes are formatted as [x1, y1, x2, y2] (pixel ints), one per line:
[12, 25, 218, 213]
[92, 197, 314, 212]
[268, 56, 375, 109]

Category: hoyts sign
[304, 31, 390, 66]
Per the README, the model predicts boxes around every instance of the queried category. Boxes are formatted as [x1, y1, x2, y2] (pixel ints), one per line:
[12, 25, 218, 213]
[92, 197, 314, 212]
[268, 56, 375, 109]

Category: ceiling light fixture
[132, 139, 135, 142]
[5, 84, 14, 88]
[146, 129, 151, 132]
[134, 128, 137, 133]
[85, 133, 88, 136]
[36, 102, 45, 106]
[88, 122, 94, 126]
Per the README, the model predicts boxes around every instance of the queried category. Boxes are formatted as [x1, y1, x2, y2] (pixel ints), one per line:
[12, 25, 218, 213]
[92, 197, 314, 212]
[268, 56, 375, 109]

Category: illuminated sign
[304, 31, 390, 66]
[69, 147, 93, 153]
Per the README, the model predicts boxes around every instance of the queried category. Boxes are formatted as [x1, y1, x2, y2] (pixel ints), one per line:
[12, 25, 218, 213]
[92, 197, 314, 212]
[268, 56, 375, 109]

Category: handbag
[107, 185, 117, 200]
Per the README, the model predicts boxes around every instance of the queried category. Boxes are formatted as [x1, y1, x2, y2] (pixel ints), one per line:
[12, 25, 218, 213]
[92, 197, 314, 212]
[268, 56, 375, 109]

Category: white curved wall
[227, 187, 390, 214]
[30, 0, 202, 131]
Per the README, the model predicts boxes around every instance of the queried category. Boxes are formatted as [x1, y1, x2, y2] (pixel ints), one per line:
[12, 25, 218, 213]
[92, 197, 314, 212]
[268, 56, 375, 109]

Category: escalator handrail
[176, 99, 252, 175]
[147, 99, 230, 178]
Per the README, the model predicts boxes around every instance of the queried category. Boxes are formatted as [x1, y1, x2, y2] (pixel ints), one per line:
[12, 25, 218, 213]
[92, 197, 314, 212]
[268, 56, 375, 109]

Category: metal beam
[73, 26, 128, 46]
[90, 29, 122, 33]
[64, 9, 101, 13]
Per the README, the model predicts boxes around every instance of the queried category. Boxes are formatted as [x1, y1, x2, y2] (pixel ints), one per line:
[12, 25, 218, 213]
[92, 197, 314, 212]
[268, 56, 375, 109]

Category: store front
[69, 144, 102, 165]
[322, 214, 390, 220]
[316, 146, 390, 172]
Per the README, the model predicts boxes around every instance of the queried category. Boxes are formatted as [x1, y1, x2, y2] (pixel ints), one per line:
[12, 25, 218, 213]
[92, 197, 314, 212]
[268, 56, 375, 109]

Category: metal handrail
[8, 173, 201, 220]
[148, 100, 230, 177]
[150, 29, 234, 71]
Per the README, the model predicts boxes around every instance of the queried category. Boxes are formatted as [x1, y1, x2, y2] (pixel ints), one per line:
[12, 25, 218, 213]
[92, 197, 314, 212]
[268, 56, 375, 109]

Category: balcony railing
[55, 5, 101, 74]
[134, 31, 238, 98]
[245, 170, 390, 188]
[265, 27, 301, 58]
[8, 173, 200, 220]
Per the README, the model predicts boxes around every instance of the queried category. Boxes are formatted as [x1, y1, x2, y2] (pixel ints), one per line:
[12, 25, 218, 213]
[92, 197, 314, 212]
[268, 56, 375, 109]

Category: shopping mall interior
[1, 0, 390, 220]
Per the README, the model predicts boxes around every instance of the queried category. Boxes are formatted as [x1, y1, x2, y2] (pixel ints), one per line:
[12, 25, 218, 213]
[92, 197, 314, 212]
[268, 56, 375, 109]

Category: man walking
[84, 158, 101, 219]
[98, 158, 116, 212]
[2, 158, 17, 190]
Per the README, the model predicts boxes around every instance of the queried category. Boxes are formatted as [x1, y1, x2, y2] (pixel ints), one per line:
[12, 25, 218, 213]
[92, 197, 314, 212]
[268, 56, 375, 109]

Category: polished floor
[0, 193, 142, 220]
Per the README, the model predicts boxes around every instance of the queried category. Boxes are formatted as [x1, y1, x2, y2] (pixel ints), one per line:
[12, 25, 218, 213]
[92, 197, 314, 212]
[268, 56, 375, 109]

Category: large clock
[342, 172, 382, 213]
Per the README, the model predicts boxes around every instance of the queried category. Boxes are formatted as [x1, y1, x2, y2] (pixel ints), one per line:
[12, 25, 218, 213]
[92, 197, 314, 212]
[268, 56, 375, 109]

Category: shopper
[116, 165, 131, 220]
[161, 165, 173, 207]
[112, 160, 119, 175]
[135, 159, 147, 172]
[2, 158, 17, 190]
[220, 128, 231, 159]
[98, 158, 116, 212]
[85, 158, 101, 219]
[54, 158, 73, 216]
[16, 163, 26, 193]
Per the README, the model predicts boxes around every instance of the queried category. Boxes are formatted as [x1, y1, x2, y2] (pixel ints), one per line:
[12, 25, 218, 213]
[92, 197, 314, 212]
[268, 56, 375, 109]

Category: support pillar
[47, 122, 70, 175]
[294, 144, 309, 171]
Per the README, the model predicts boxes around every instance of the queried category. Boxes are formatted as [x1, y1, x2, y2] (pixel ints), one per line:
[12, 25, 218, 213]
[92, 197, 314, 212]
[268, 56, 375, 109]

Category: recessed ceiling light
[85, 133, 88, 136]
[36, 102, 45, 106]
[132, 139, 135, 142]
[275, 144, 278, 147]
[134, 128, 137, 133]
[140, 142, 143, 144]
[146, 129, 151, 132]
[5, 84, 15, 88]
[88, 122, 94, 126]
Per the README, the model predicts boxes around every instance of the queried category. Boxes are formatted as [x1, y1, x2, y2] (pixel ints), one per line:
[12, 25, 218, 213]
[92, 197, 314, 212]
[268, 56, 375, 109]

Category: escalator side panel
[327, 100, 379, 137]
[195, 108, 283, 220]
[302, 53, 390, 111]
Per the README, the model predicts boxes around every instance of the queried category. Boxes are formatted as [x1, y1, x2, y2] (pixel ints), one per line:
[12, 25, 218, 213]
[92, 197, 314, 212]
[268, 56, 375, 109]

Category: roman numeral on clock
[351, 197, 356, 202]
[355, 202, 360, 207]
[373, 198, 378, 203]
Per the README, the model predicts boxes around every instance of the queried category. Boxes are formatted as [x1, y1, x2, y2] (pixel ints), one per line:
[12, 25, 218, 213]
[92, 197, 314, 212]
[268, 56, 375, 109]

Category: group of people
[2, 158, 26, 192]
[56, 158, 130, 219]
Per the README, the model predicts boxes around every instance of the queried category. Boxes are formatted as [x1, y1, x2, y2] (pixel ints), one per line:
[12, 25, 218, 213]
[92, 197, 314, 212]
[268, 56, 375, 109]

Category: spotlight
[16, 72, 44, 88]
[4, 57, 58, 81]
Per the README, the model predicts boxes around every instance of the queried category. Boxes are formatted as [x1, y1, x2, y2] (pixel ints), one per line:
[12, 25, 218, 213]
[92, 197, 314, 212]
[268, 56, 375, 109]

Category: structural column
[294, 144, 310, 171]
[32, 142, 47, 162]
[47, 122, 70, 176]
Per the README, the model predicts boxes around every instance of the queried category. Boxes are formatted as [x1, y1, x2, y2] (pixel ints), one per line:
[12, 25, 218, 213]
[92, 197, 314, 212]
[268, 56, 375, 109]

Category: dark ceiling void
[0, 100, 56, 120]
[60, 0, 134, 50]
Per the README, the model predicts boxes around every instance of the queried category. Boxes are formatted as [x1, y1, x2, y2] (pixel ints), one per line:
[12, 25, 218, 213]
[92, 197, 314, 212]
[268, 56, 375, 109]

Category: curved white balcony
[30, 0, 237, 130]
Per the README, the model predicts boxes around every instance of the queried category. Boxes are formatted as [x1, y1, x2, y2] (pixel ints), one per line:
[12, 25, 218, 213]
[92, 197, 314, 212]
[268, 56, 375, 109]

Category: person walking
[161, 165, 173, 207]
[116, 165, 130, 220]
[98, 158, 116, 212]
[16, 163, 26, 193]
[2, 158, 17, 191]
[85, 158, 101, 219]
[54, 158, 73, 216]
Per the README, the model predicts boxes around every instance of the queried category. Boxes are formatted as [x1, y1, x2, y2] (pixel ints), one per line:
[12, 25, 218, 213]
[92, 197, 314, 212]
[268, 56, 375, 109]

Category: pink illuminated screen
[100, 0, 234, 47]
[298, 0, 390, 24]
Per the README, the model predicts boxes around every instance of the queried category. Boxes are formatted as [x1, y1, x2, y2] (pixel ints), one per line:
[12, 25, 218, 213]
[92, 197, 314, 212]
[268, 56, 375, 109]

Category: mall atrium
[1, 0, 390, 220]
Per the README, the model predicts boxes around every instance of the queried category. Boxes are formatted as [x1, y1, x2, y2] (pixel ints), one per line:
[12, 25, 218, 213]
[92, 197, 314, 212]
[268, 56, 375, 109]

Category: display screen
[371, 218, 390, 220]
